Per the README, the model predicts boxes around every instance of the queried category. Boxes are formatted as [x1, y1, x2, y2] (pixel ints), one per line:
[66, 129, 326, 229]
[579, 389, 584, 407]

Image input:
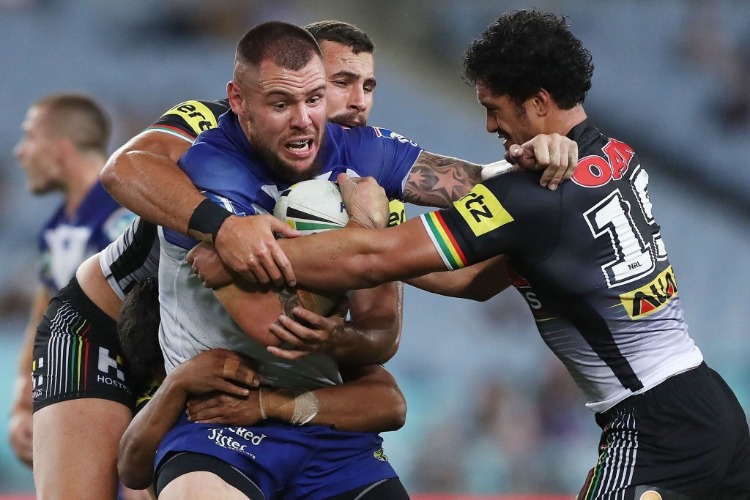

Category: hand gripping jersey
[421, 120, 702, 413]
[158, 111, 422, 387]
[39, 182, 135, 294]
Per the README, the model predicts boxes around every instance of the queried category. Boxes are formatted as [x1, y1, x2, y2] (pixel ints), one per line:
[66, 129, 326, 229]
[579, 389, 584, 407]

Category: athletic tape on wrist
[258, 387, 267, 420]
[188, 199, 232, 244]
[291, 389, 319, 425]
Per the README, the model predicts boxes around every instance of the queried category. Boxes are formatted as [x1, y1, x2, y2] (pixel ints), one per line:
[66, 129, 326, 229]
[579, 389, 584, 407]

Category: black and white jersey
[98, 99, 229, 298]
[421, 120, 702, 413]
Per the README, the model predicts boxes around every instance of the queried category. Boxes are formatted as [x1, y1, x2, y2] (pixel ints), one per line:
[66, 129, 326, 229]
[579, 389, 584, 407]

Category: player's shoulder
[147, 98, 230, 141]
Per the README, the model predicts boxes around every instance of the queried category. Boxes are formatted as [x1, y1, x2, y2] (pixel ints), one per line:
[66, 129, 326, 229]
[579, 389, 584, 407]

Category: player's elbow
[117, 439, 153, 490]
[99, 154, 121, 194]
[383, 387, 407, 431]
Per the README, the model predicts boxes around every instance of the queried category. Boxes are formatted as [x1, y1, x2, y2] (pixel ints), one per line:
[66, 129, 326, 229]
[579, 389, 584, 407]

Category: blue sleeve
[336, 126, 422, 199]
[162, 141, 259, 250]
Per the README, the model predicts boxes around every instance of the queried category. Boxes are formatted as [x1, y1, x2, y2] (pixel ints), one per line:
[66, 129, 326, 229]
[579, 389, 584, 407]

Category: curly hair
[463, 10, 593, 109]
[117, 276, 162, 395]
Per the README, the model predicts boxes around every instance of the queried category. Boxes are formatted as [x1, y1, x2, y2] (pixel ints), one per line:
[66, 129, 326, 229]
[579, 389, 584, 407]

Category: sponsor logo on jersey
[388, 199, 406, 227]
[508, 266, 544, 312]
[373, 447, 389, 462]
[207, 427, 265, 458]
[164, 100, 219, 135]
[371, 127, 420, 147]
[619, 265, 678, 319]
[573, 138, 635, 188]
[454, 184, 513, 236]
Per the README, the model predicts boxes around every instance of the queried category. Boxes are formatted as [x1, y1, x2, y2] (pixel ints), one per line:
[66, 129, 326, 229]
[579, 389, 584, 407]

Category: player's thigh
[159, 471, 252, 500]
[33, 398, 132, 500]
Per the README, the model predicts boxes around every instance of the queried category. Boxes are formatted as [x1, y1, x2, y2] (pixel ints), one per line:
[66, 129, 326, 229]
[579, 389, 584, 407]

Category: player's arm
[278, 175, 447, 291]
[268, 282, 403, 364]
[406, 254, 511, 301]
[101, 122, 296, 286]
[101, 130, 200, 236]
[186, 363, 406, 432]
[403, 134, 579, 208]
[189, 243, 403, 364]
[118, 349, 259, 490]
[8, 285, 50, 467]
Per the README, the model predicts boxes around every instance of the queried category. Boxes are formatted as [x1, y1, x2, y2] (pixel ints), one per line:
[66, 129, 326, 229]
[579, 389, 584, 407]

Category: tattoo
[278, 287, 301, 317]
[402, 151, 483, 208]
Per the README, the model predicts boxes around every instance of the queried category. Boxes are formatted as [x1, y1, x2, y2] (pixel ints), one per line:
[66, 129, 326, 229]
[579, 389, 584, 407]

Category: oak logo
[454, 184, 513, 236]
[619, 266, 678, 319]
[573, 138, 635, 188]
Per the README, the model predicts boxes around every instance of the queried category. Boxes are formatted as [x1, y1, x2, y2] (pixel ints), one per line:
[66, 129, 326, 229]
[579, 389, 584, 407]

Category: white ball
[273, 179, 349, 235]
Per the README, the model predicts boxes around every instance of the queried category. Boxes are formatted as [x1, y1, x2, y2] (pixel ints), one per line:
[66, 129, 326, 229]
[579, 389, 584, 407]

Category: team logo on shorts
[454, 184, 513, 236]
[619, 266, 678, 319]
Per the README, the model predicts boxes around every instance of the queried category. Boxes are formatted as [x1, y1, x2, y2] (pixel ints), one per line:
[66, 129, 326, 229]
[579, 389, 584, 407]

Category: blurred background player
[8, 93, 134, 468]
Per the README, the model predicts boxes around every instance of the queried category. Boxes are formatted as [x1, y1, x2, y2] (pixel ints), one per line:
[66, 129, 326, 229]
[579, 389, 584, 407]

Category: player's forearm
[280, 222, 445, 291]
[331, 283, 403, 365]
[118, 377, 188, 489]
[212, 284, 286, 347]
[101, 132, 200, 233]
[263, 367, 406, 432]
[407, 255, 512, 301]
[402, 151, 483, 208]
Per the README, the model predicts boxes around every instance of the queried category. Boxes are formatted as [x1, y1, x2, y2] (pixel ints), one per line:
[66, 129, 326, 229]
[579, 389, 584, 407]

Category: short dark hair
[117, 276, 162, 395]
[235, 20, 322, 73]
[463, 10, 594, 109]
[305, 20, 374, 55]
[35, 93, 110, 154]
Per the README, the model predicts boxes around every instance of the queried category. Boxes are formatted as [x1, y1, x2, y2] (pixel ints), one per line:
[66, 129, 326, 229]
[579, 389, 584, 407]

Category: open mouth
[287, 139, 313, 153]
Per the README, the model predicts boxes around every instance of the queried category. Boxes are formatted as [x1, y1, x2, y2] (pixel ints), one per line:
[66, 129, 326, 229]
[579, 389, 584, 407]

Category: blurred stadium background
[1, 0, 748, 497]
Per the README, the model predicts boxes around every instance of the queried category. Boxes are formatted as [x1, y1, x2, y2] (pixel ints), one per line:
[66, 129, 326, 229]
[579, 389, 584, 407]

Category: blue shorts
[155, 415, 398, 500]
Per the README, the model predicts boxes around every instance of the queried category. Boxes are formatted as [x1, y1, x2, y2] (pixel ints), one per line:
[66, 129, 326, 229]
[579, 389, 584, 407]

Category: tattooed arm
[404, 133, 581, 207]
[402, 151, 483, 208]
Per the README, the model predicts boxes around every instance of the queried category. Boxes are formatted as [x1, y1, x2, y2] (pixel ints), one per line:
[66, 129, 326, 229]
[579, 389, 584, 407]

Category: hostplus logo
[97, 347, 129, 392]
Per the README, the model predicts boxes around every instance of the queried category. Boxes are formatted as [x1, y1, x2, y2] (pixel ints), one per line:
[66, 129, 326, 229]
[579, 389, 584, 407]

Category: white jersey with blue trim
[158, 112, 422, 386]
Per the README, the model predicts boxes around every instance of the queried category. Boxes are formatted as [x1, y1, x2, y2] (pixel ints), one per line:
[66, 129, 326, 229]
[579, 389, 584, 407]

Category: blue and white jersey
[164, 112, 421, 250]
[39, 181, 136, 294]
[158, 112, 422, 386]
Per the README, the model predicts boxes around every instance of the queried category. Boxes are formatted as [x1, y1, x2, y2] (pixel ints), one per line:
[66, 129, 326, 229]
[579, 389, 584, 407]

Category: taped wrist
[188, 199, 232, 244]
[290, 389, 319, 425]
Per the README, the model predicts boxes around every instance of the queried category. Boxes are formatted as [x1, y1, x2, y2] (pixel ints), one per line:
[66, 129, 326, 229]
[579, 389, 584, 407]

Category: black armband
[188, 199, 232, 244]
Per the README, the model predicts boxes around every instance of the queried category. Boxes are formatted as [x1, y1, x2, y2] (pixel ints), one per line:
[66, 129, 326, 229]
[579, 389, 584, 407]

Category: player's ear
[531, 89, 552, 116]
[227, 81, 244, 114]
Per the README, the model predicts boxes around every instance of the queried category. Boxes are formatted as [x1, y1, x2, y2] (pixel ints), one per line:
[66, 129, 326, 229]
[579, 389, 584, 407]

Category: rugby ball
[273, 179, 349, 235]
